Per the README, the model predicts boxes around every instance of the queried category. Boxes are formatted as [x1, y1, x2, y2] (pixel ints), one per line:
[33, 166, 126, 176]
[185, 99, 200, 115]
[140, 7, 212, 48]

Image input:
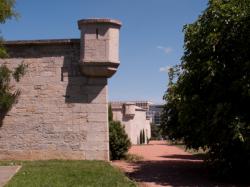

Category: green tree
[0, 64, 26, 125]
[0, 0, 17, 57]
[0, 0, 26, 126]
[109, 121, 131, 160]
[108, 104, 131, 160]
[108, 104, 113, 122]
[142, 129, 145, 144]
[139, 130, 143, 144]
[161, 0, 250, 178]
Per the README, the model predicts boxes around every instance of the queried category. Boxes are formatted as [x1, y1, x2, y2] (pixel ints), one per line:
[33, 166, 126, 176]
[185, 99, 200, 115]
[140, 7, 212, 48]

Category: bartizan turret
[78, 18, 122, 78]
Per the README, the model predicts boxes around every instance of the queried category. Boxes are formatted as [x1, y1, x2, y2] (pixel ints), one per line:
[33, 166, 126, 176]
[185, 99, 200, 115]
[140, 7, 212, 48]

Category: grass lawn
[0, 160, 136, 187]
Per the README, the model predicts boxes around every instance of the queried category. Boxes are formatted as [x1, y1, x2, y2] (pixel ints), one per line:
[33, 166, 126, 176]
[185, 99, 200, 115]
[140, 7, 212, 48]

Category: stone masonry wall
[0, 40, 109, 160]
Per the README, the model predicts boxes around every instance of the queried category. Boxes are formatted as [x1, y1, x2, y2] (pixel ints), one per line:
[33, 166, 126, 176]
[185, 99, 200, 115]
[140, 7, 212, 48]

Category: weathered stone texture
[78, 19, 121, 78]
[0, 40, 109, 160]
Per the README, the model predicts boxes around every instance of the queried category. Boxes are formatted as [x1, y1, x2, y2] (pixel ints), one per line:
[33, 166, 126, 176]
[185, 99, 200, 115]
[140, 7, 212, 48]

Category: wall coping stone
[78, 18, 122, 28]
[3, 39, 80, 46]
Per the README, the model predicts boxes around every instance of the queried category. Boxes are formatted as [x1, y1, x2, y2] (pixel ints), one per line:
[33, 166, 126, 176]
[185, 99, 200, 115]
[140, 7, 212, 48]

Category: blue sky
[1, 0, 208, 104]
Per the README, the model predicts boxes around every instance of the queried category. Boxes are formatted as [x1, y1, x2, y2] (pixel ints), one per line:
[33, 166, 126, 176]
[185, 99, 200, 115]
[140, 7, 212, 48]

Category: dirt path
[112, 141, 233, 187]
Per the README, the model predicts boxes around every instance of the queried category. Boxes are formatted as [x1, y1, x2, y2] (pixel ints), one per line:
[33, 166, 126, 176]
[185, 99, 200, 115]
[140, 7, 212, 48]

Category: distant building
[110, 102, 151, 144]
[148, 105, 164, 125]
[110, 101, 163, 144]
[111, 101, 152, 110]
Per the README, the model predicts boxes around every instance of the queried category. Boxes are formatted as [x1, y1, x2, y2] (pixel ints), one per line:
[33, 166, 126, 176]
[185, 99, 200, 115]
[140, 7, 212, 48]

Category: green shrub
[109, 120, 131, 160]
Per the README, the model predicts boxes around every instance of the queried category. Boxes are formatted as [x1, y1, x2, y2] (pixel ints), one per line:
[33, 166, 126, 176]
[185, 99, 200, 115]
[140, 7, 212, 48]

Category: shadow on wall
[62, 54, 105, 104]
[5, 40, 105, 104]
[122, 115, 134, 122]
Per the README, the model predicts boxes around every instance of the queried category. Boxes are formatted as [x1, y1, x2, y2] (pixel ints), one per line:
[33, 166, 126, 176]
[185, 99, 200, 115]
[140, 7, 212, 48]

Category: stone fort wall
[0, 39, 109, 160]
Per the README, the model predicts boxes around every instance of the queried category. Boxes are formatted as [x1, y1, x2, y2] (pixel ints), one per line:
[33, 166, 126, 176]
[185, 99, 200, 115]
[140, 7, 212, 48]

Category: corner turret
[78, 18, 122, 78]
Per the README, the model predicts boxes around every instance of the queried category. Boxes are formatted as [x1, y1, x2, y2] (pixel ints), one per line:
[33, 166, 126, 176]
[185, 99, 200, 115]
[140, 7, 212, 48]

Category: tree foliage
[150, 123, 162, 140]
[109, 120, 131, 160]
[142, 129, 145, 144]
[161, 0, 250, 178]
[0, 0, 16, 23]
[0, 64, 27, 125]
[0, 0, 26, 126]
[108, 104, 113, 122]
[0, 0, 16, 58]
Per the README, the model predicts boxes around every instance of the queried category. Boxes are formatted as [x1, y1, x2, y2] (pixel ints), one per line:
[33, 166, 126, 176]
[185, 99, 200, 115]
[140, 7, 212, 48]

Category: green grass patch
[0, 160, 136, 187]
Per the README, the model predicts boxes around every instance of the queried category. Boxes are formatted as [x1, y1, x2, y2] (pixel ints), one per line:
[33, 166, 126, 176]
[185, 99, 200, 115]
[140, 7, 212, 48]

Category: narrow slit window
[96, 28, 99, 39]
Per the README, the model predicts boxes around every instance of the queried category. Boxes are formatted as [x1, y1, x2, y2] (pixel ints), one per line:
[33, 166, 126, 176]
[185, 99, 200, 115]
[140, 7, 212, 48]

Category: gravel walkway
[112, 141, 235, 187]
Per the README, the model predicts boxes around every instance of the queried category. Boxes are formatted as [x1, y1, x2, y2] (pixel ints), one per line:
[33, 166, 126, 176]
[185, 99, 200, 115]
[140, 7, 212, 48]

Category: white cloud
[157, 46, 173, 54]
[159, 66, 171, 73]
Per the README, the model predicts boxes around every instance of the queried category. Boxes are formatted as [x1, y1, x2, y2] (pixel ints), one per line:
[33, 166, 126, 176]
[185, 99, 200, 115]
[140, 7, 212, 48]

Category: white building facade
[111, 102, 151, 145]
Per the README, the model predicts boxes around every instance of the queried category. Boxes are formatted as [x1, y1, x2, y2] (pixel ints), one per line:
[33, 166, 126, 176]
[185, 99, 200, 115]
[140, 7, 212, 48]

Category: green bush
[109, 120, 131, 160]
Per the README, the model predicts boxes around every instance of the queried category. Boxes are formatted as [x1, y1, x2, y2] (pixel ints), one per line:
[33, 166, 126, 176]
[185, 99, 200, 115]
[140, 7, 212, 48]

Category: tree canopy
[0, 0, 16, 24]
[161, 0, 250, 178]
[0, 0, 16, 57]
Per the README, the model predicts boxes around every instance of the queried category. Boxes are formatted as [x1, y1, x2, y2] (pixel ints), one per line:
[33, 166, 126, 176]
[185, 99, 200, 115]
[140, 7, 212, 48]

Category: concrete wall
[111, 103, 151, 145]
[0, 40, 109, 160]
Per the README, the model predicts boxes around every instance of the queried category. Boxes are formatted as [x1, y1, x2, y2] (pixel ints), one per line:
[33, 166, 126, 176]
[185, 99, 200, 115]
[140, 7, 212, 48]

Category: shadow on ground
[126, 160, 212, 186]
[114, 141, 249, 187]
[159, 154, 204, 161]
[124, 158, 247, 187]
